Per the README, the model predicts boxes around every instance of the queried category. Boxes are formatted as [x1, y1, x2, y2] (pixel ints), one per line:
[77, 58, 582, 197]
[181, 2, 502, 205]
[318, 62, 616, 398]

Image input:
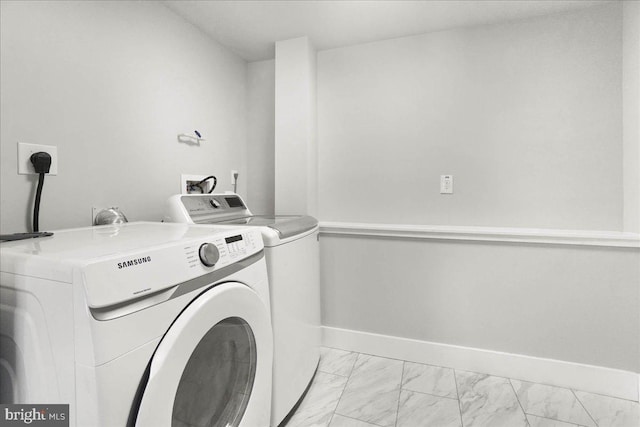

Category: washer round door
[134, 282, 272, 427]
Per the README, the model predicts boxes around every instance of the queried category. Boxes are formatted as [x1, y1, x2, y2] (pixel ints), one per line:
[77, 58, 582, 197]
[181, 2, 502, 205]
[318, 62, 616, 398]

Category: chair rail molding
[320, 222, 640, 248]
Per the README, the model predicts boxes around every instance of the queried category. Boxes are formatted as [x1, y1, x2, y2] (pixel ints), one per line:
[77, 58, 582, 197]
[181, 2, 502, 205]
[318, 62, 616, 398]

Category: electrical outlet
[231, 170, 238, 184]
[440, 175, 453, 194]
[18, 142, 58, 175]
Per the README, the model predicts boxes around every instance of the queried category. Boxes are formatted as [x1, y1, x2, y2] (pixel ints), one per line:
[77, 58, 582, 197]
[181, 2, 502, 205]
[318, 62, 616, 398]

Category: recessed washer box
[181, 174, 214, 194]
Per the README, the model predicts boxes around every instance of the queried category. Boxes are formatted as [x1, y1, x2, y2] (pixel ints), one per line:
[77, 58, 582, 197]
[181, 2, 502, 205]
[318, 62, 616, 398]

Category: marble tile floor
[283, 347, 639, 427]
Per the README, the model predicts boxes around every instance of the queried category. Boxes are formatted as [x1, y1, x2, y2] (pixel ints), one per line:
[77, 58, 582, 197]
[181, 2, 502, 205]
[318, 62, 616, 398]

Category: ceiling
[163, 0, 612, 62]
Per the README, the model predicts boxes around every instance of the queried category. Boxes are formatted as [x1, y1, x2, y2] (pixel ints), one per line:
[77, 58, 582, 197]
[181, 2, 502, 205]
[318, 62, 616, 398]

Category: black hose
[33, 173, 45, 232]
[196, 175, 217, 194]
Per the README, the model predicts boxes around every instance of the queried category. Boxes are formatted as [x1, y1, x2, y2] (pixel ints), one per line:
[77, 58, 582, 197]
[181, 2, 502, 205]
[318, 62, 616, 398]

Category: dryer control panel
[165, 193, 260, 225]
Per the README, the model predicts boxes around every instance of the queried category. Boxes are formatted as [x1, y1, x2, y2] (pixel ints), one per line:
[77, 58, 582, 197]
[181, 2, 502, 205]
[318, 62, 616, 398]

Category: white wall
[317, 4, 623, 231]
[321, 235, 639, 372]
[316, 3, 639, 379]
[247, 59, 275, 215]
[0, 1, 247, 233]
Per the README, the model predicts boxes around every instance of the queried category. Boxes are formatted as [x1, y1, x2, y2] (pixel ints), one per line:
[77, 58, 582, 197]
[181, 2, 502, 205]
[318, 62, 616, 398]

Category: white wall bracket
[177, 133, 206, 145]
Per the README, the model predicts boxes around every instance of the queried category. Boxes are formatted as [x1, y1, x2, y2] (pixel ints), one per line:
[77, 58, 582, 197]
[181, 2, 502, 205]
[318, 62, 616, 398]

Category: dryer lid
[215, 215, 318, 239]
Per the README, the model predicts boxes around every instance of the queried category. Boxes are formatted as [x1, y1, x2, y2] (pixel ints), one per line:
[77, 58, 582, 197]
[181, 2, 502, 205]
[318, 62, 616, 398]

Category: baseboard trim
[322, 326, 638, 402]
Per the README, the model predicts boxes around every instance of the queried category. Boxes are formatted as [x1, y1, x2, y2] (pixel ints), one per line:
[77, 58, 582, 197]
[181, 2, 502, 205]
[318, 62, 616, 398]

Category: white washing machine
[165, 194, 321, 426]
[0, 221, 272, 427]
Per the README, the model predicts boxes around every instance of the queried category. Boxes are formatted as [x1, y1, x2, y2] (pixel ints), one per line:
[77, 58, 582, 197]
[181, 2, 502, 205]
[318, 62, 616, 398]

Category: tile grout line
[400, 386, 460, 401]
[333, 413, 387, 427]
[452, 369, 465, 427]
[527, 415, 587, 427]
[320, 348, 637, 427]
[394, 361, 406, 427]
[487, 372, 636, 404]
[318, 347, 357, 378]
[327, 348, 464, 373]
[324, 347, 638, 404]
[330, 352, 361, 425]
[569, 389, 640, 404]
[571, 388, 599, 427]
[345, 351, 358, 377]
[400, 363, 459, 401]
[317, 369, 350, 378]
[508, 378, 531, 427]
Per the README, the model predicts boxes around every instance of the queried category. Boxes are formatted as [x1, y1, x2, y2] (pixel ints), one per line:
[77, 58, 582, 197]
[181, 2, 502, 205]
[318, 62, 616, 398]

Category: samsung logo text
[117, 256, 151, 269]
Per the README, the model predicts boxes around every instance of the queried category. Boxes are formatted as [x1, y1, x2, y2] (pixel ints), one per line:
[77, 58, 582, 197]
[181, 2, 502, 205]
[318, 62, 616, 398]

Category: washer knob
[199, 243, 220, 267]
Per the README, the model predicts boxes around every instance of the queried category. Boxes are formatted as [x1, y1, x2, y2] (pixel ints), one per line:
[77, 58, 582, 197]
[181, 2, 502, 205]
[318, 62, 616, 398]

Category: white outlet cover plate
[440, 175, 453, 194]
[18, 142, 58, 175]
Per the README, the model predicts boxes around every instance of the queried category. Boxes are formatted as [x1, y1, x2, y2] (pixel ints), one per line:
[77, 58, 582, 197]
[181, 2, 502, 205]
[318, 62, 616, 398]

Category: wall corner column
[274, 36, 318, 216]
[623, 1, 640, 232]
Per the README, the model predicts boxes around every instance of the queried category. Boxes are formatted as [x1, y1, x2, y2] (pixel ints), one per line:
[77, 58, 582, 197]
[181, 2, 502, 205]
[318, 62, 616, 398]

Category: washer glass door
[172, 317, 256, 427]
[133, 282, 272, 427]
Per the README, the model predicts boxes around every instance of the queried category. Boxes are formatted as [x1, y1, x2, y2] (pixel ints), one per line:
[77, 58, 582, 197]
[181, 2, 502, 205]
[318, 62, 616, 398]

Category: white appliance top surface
[169, 194, 318, 240]
[215, 215, 303, 226]
[0, 222, 234, 262]
[1, 222, 265, 306]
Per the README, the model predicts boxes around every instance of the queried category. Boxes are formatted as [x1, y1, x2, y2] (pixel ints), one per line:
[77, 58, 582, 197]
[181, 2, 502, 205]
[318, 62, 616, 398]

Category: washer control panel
[218, 230, 259, 261]
[183, 228, 261, 269]
[81, 225, 264, 310]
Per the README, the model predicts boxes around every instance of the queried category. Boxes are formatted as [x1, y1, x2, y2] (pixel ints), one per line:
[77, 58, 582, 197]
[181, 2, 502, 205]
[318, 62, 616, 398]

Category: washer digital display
[225, 235, 243, 244]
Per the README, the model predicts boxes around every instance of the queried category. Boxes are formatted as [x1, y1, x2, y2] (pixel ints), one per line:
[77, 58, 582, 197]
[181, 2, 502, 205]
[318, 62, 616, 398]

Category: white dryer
[165, 194, 321, 426]
[0, 222, 272, 427]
